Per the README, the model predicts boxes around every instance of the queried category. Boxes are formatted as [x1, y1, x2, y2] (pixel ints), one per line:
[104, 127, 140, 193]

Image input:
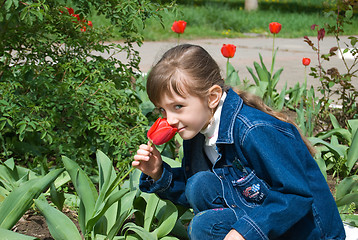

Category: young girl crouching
[133, 44, 345, 240]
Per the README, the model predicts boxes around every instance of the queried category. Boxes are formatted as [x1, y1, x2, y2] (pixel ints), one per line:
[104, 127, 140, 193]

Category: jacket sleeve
[232, 124, 315, 239]
[139, 161, 190, 207]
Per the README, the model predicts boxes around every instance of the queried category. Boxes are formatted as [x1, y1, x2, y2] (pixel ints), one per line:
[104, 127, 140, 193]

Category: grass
[91, 0, 358, 41]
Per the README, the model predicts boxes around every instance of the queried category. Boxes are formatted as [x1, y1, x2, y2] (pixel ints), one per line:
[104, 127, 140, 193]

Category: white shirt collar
[200, 91, 227, 146]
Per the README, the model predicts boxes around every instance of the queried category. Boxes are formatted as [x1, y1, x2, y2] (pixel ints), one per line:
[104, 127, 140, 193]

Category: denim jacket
[140, 89, 345, 240]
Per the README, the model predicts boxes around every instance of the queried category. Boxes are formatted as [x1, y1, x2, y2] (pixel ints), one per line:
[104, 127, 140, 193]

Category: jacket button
[231, 204, 237, 208]
[218, 175, 223, 179]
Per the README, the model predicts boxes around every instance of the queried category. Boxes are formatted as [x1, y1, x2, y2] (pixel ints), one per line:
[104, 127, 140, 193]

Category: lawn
[92, 0, 358, 41]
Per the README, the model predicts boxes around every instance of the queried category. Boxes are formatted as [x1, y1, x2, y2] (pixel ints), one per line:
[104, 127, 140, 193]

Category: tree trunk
[245, 0, 258, 11]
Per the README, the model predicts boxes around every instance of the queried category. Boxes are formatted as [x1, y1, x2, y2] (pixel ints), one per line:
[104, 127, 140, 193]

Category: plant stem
[226, 58, 229, 80]
[270, 34, 275, 77]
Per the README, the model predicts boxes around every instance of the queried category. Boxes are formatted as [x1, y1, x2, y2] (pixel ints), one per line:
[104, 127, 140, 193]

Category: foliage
[244, 51, 286, 110]
[0, 150, 190, 239]
[309, 114, 358, 180]
[0, 165, 64, 229]
[0, 0, 175, 172]
[304, 2, 358, 129]
[335, 175, 358, 227]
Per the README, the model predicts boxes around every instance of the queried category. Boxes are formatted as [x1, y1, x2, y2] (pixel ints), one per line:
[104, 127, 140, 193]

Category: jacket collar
[216, 88, 243, 144]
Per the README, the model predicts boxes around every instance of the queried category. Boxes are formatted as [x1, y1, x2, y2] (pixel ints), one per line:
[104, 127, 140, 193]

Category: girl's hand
[224, 229, 245, 240]
[133, 141, 163, 181]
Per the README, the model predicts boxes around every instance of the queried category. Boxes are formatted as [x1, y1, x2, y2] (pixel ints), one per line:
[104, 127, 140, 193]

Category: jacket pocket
[232, 170, 268, 206]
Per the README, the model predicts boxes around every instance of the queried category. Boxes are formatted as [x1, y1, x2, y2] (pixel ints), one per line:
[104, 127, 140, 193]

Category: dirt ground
[12, 208, 80, 239]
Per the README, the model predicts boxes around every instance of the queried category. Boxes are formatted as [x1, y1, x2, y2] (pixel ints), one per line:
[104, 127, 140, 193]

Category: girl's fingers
[132, 160, 140, 167]
[133, 154, 149, 161]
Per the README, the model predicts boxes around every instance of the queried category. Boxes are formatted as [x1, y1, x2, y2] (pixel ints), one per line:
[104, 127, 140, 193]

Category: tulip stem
[270, 34, 275, 77]
[107, 166, 135, 197]
[226, 58, 229, 81]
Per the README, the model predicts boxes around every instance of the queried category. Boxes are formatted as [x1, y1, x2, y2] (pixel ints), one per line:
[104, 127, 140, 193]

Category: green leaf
[123, 222, 156, 240]
[253, 62, 269, 83]
[0, 228, 39, 239]
[0, 168, 64, 229]
[86, 188, 129, 233]
[336, 175, 358, 200]
[272, 68, 284, 89]
[153, 199, 178, 238]
[144, 194, 160, 231]
[246, 66, 260, 86]
[62, 156, 97, 233]
[347, 130, 358, 173]
[34, 198, 82, 240]
[5, 0, 13, 11]
[329, 113, 341, 129]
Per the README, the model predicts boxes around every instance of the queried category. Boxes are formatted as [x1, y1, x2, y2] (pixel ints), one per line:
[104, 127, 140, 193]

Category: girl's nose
[166, 114, 179, 127]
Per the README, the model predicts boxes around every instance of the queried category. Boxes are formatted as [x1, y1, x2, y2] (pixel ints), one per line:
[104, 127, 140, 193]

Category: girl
[133, 44, 345, 240]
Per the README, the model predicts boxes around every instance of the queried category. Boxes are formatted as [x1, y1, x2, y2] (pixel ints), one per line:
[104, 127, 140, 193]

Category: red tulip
[302, 57, 311, 66]
[147, 118, 178, 145]
[88, 21, 93, 27]
[171, 20, 187, 34]
[269, 22, 282, 34]
[221, 44, 236, 59]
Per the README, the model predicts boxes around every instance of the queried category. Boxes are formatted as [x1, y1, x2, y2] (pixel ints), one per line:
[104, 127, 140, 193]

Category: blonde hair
[147, 44, 315, 156]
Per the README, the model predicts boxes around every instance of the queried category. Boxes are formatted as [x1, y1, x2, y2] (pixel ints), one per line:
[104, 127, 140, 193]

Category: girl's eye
[158, 107, 165, 113]
[174, 105, 183, 110]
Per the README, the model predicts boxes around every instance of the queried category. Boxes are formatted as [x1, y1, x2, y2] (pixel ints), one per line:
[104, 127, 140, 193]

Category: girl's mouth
[177, 127, 185, 133]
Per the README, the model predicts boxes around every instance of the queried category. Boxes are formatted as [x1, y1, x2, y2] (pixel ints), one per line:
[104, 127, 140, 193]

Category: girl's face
[157, 91, 212, 140]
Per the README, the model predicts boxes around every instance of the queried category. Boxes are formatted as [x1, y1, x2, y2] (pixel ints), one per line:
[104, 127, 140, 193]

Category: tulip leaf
[246, 66, 260, 86]
[86, 188, 129, 233]
[123, 222, 156, 240]
[0, 168, 64, 229]
[153, 199, 178, 238]
[144, 193, 160, 231]
[34, 198, 82, 240]
[253, 62, 269, 83]
[0, 227, 39, 239]
[272, 67, 284, 89]
[62, 156, 97, 233]
[347, 130, 358, 173]
[336, 175, 358, 200]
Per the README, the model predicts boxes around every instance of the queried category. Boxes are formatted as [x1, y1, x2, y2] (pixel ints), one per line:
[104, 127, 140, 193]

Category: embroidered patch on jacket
[243, 183, 260, 198]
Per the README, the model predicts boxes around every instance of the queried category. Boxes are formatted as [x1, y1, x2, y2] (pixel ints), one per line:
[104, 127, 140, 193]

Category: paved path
[113, 36, 357, 96]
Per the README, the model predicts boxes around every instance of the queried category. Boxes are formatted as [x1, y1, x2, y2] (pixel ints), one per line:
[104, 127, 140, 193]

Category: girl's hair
[147, 44, 315, 156]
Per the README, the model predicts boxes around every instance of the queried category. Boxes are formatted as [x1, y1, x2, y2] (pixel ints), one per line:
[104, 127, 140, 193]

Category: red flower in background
[65, 7, 74, 15]
[171, 20, 187, 34]
[147, 118, 177, 145]
[63, 6, 93, 32]
[302, 57, 311, 66]
[269, 22, 282, 34]
[221, 44, 236, 58]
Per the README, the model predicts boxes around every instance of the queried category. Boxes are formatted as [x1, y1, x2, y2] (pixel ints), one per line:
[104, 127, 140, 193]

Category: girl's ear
[207, 85, 222, 109]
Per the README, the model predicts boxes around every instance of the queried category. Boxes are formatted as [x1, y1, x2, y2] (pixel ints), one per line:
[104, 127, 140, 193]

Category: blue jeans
[185, 171, 237, 240]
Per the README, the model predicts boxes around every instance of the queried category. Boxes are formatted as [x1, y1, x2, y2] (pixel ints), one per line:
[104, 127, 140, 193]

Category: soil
[12, 208, 81, 240]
